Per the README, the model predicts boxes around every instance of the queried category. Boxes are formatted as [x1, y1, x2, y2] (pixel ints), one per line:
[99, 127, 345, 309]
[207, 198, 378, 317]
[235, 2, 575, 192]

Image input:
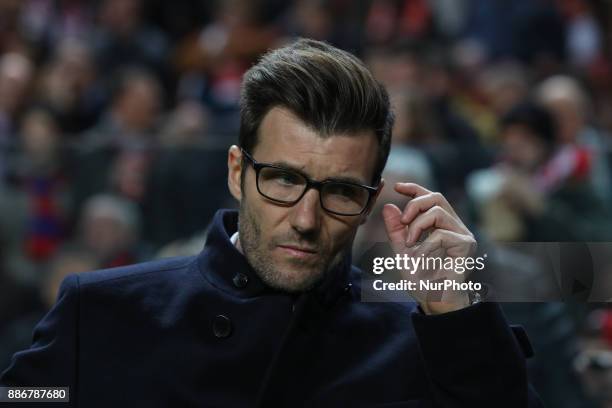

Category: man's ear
[227, 145, 243, 202]
[360, 178, 385, 225]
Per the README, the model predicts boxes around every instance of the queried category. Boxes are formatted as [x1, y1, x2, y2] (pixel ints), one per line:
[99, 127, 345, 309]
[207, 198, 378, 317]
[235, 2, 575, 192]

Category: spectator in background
[142, 99, 234, 248]
[388, 87, 460, 193]
[462, 0, 566, 68]
[383, 50, 492, 199]
[35, 38, 104, 134]
[19, 0, 93, 53]
[278, 0, 363, 52]
[428, 0, 471, 39]
[367, 45, 489, 197]
[0, 245, 97, 374]
[85, 67, 162, 147]
[148, 97, 227, 251]
[0, 108, 70, 285]
[472, 61, 530, 143]
[574, 307, 612, 407]
[173, 0, 278, 137]
[559, 0, 603, 69]
[0, 53, 33, 140]
[365, 0, 433, 46]
[467, 102, 612, 242]
[0, 1, 27, 54]
[281, 0, 333, 42]
[157, 100, 209, 148]
[91, 0, 169, 83]
[71, 67, 162, 221]
[79, 194, 144, 268]
[0, 53, 34, 181]
[536, 74, 612, 205]
[13, 109, 69, 262]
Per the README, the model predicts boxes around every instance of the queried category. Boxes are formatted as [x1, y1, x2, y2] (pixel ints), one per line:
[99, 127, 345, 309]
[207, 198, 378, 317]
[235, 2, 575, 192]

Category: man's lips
[277, 245, 318, 257]
[278, 244, 317, 253]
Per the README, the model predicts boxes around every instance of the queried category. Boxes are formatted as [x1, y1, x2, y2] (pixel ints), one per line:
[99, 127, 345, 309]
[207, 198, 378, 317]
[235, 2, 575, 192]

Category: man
[1, 39, 542, 407]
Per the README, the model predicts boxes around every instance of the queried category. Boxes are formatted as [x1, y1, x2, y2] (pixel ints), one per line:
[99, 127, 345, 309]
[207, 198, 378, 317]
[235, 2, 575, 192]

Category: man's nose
[289, 188, 321, 234]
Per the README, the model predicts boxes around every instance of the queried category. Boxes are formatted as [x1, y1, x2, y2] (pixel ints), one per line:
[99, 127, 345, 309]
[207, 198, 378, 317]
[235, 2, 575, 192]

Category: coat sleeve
[411, 302, 544, 407]
[0, 274, 80, 407]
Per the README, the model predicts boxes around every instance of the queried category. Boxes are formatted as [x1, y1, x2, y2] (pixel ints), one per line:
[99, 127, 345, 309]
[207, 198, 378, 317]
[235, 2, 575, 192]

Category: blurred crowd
[0, 0, 612, 406]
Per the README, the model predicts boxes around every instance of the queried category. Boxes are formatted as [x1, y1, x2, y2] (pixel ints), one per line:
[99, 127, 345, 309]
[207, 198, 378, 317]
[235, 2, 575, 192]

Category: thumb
[382, 203, 407, 253]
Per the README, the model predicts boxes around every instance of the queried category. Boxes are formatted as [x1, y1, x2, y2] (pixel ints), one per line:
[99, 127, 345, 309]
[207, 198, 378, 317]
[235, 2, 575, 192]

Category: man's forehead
[253, 107, 378, 183]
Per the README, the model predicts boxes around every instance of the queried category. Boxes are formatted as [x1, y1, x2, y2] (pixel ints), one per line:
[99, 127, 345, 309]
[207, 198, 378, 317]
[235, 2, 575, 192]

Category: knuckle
[404, 200, 417, 213]
[408, 195, 424, 209]
[432, 191, 444, 201]
[431, 205, 446, 217]
[430, 229, 444, 240]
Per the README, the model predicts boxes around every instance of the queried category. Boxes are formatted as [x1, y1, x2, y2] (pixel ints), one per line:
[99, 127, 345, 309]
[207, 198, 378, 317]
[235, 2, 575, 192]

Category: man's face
[228, 107, 381, 292]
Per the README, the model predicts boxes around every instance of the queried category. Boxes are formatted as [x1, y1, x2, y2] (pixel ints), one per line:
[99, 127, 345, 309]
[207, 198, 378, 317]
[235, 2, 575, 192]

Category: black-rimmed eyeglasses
[241, 148, 379, 216]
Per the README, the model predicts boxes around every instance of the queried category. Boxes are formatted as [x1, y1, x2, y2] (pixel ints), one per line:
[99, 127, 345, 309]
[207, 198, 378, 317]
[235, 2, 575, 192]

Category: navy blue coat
[1, 210, 543, 407]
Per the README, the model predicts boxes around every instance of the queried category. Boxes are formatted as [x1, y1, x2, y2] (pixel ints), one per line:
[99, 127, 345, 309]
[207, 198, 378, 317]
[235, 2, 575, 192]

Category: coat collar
[197, 209, 354, 307]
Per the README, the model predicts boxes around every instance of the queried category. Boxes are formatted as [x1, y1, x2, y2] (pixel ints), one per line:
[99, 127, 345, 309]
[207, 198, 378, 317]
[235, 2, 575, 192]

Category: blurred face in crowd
[82, 213, 134, 259]
[20, 110, 59, 165]
[41, 40, 96, 109]
[294, 0, 332, 40]
[501, 124, 549, 172]
[0, 53, 33, 115]
[100, 0, 142, 35]
[228, 107, 381, 292]
[544, 98, 583, 144]
[114, 78, 161, 133]
[112, 151, 150, 201]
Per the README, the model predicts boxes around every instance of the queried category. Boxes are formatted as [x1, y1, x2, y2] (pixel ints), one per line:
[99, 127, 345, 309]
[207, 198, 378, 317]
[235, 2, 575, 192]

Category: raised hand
[382, 182, 478, 314]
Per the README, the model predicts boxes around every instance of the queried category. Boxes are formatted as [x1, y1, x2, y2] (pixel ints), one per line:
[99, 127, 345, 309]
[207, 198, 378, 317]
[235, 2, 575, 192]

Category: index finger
[394, 182, 432, 198]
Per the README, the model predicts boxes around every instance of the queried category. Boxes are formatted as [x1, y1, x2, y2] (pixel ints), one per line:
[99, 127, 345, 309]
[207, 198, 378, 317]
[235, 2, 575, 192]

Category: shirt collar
[230, 231, 239, 247]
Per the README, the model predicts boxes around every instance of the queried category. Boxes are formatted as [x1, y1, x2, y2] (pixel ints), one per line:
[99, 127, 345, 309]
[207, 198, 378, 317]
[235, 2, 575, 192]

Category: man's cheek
[330, 230, 351, 251]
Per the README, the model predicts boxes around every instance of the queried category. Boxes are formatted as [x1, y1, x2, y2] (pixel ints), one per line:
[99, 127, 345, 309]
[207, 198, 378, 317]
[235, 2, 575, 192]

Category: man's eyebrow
[269, 160, 306, 173]
[269, 160, 369, 186]
[326, 175, 370, 186]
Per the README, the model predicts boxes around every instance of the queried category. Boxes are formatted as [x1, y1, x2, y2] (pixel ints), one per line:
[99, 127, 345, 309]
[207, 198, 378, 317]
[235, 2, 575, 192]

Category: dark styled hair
[239, 38, 394, 184]
[501, 102, 557, 148]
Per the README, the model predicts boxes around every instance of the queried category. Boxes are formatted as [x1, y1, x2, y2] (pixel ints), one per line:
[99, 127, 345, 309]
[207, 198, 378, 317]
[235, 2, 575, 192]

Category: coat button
[232, 273, 249, 288]
[213, 315, 232, 338]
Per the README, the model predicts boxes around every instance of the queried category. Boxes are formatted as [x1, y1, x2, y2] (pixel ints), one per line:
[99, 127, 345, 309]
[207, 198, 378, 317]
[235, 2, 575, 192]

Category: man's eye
[274, 172, 301, 185]
[327, 184, 361, 200]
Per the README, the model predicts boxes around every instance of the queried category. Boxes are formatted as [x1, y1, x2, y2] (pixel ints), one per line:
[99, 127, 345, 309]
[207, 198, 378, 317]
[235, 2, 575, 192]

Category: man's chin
[257, 266, 325, 293]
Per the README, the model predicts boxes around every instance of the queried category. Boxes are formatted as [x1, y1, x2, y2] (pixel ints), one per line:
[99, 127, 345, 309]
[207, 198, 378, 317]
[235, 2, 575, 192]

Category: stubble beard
[237, 199, 348, 293]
